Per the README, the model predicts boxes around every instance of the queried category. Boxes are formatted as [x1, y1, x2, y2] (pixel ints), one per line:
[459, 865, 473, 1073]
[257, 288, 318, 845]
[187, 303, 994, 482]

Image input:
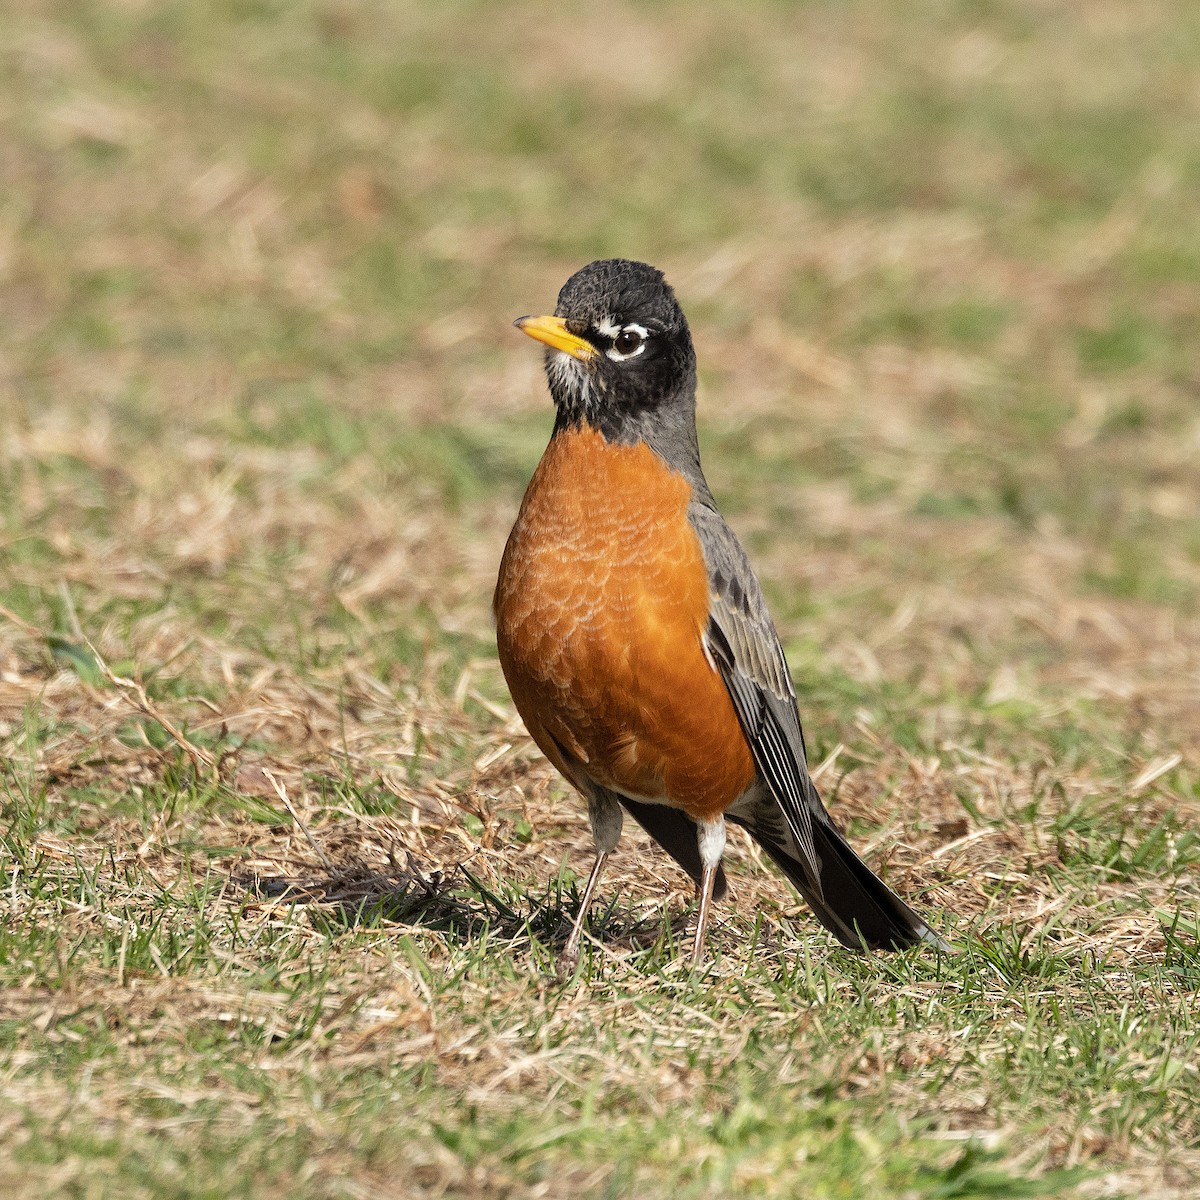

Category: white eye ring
[605, 323, 648, 361]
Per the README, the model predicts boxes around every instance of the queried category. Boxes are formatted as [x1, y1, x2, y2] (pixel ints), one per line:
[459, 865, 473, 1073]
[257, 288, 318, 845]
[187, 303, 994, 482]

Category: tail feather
[609, 791, 945, 953]
[732, 812, 946, 952]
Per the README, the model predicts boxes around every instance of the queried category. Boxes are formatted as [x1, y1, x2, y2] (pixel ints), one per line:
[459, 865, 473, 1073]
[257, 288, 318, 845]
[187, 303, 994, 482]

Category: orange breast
[493, 426, 754, 821]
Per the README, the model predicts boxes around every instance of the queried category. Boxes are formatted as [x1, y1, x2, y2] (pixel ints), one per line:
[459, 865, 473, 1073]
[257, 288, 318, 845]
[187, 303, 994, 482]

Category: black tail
[617, 791, 947, 953]
[733, 812, 946, 952]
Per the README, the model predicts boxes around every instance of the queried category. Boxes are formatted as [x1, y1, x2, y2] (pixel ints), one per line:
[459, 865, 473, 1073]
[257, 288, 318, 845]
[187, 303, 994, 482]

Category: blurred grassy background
[2, 1, 1200, 1197]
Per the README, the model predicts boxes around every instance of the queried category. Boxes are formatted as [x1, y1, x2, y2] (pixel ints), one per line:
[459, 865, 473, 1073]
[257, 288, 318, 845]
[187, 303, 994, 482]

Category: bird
[494, 258, 944, 968]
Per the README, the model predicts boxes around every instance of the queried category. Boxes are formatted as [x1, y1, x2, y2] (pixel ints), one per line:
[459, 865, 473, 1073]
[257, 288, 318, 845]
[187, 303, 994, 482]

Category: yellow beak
[513, 315, 597, 362]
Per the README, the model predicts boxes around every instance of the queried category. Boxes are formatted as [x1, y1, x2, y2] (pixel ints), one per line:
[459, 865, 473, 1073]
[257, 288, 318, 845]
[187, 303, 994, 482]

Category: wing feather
[692, 503, 824, 896]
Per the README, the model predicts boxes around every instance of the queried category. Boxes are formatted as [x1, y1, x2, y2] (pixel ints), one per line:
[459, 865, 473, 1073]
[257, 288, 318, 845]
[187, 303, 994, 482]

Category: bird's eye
[613, 329, 643, 355]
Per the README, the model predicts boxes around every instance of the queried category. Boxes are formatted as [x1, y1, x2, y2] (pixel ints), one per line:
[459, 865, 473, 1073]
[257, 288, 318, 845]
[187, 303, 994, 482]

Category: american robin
[495, 258, 944, 967]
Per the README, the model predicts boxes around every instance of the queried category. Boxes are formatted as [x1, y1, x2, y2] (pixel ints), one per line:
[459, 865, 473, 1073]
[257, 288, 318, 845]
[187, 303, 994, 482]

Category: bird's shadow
[233, 855, 686, 955]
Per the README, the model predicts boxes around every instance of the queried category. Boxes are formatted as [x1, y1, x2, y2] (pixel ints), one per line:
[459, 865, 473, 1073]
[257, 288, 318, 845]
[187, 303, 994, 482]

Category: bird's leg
[561, 792, 623, 967]
[562, 850, 608, 965]
[690, 816, 727, 969]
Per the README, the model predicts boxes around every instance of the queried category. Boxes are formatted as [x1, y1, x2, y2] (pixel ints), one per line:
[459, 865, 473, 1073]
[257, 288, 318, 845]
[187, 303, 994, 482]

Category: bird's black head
[515, 259, 698, 444]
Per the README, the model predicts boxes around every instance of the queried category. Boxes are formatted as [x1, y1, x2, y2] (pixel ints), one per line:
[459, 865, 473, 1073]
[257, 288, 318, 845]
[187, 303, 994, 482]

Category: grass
[2, 0, 1199, 1195]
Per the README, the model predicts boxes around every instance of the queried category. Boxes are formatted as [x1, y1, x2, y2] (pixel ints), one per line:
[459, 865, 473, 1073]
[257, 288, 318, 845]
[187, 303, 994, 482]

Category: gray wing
[690, 502, 824, 897]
